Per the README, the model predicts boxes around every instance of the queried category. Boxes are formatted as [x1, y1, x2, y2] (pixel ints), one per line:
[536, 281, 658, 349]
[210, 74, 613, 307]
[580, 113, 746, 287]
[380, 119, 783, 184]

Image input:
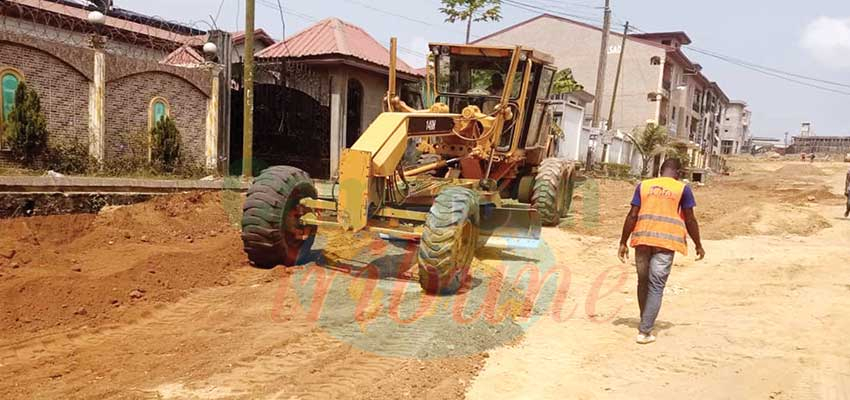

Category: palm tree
[623, 123, 671, 177]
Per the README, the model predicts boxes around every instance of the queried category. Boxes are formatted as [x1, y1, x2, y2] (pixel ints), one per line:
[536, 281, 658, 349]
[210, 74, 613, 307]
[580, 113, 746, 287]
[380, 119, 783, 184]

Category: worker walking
[618, 158, 705, 344]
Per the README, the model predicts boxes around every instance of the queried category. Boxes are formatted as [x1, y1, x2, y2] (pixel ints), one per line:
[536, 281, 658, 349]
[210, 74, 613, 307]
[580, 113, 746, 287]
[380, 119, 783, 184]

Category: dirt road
[0, 159, 848, 399]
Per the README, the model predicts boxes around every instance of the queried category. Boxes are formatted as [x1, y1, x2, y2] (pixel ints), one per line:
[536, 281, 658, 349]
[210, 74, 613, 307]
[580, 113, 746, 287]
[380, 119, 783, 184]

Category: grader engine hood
[338, 112, 459, 232]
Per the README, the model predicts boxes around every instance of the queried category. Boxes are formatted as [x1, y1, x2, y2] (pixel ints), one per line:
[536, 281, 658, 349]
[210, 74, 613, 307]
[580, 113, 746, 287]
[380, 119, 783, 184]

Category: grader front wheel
[417, 187, 480, 295]
[560, 164, 576, 218]
[241, 166, 318, 268]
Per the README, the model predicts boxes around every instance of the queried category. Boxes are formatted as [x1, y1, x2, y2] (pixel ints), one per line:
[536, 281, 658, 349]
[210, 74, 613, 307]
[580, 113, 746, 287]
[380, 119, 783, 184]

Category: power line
[501, 0, 601, 25]
[686, 46, 850, 89]
[685, 47, 850, 96]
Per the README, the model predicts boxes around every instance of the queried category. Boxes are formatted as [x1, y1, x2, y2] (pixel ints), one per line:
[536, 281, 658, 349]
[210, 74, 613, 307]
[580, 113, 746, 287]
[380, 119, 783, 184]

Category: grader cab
[241, 39, 575, 294]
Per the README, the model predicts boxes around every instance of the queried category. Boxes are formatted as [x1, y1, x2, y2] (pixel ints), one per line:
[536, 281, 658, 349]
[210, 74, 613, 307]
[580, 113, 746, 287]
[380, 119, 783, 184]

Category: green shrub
[601, 162, 632, 179]
[100, 128, 210, 179]
[102, 130, 152, 176]
[150, 116, 181, 172]
[5, 82, 48, 165]
[45, 138, 99, 175]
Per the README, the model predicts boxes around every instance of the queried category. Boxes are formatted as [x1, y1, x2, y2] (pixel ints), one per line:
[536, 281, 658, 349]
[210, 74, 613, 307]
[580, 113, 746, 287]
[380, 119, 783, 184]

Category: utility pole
[587, 0, 611, 170]
[242, 0, 255, 179]
[602, 20, 628, 163]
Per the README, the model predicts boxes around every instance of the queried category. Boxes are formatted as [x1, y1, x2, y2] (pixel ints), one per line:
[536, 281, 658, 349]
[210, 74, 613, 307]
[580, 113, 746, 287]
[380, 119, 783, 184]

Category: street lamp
[203, 41, 219, 62]
[87, 10, 106, 48]
[87, 10, 106, 26]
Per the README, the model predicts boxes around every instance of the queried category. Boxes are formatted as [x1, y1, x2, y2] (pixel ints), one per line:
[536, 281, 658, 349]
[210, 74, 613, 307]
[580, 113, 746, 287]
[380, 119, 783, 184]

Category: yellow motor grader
[241, 39, 575, 294]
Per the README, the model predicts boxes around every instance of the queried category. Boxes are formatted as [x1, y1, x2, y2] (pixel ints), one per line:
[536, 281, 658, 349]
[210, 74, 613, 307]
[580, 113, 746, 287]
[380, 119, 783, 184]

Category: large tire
[560, 164, 576, 218]
[241, 166, 317, 268]
[532, 158, 569, 226]
[417, 187, 479, 295]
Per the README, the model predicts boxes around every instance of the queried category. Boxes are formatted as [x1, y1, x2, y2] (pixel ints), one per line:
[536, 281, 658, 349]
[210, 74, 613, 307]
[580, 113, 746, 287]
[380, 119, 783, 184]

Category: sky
[115, 0, 850, 139]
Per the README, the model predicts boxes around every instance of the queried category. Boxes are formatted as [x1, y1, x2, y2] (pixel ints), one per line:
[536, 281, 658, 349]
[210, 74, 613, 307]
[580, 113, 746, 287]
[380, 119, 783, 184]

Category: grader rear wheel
[417, 187, 479, 295]
[560, 164, 576, 218]
[532, 158, 570, 226]
[241, 166, 317, 268]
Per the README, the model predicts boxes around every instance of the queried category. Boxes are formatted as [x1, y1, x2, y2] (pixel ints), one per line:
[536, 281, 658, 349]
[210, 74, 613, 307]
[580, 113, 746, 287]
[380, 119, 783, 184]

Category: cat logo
[425, 119, 437, 131]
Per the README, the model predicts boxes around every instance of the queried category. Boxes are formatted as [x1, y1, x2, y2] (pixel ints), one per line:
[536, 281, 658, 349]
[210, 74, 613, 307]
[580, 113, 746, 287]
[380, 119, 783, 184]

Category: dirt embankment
[0, 191, 487, 400]
[0, 192, 245, 336]
[564, 161, 838, 241]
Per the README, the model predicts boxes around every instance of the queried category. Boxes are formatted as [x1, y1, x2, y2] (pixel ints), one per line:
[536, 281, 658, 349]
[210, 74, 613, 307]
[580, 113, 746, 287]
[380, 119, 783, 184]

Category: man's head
[490, 74, 504, 90]
[660, 158, 682, 179]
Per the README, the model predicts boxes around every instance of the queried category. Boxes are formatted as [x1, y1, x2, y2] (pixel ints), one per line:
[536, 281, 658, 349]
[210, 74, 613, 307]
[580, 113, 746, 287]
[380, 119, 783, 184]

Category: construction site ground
[1, 158, 849, 399]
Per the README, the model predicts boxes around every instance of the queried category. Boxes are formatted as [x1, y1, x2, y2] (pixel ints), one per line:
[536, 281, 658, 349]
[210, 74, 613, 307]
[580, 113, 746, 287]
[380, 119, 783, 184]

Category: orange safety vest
[630, 177, 689, 255]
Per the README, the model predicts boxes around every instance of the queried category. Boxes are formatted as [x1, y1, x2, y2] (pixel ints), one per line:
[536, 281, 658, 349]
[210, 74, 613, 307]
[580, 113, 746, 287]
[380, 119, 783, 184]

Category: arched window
[650, 56, 661, 66]
[148, 97, 170, 131]
[0, 68, 23, 126]
[345, 79, 364, 148]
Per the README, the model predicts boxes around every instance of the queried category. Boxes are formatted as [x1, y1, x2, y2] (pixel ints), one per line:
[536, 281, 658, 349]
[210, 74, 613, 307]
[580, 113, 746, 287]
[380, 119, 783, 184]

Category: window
[650, 56, 661, 66]
[148, 97, 170, 131]
[0, 68, 23, 149]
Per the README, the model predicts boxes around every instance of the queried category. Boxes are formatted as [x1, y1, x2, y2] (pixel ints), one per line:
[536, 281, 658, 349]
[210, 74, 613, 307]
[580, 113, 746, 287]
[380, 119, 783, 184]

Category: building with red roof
[228, 17, 424, 178]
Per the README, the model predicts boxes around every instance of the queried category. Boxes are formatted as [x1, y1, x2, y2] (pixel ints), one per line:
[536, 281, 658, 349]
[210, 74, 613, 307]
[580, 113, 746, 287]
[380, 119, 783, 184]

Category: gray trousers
[634, 245, 674, 334]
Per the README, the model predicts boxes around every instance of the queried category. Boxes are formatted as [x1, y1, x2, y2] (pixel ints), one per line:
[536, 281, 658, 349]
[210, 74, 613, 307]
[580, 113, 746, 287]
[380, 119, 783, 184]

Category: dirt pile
[562, 160, 838, 240]
[774, 163, 826, 178]
[0, 192, 246, 335]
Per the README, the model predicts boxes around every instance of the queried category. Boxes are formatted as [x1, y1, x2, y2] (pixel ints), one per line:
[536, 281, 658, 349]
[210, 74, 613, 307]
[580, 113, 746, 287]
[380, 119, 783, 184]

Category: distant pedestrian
[845, 167, 850, 218]
[618, 158, 705, 344]
[801, 153, 806, 162]
[810, 153, 816, 163]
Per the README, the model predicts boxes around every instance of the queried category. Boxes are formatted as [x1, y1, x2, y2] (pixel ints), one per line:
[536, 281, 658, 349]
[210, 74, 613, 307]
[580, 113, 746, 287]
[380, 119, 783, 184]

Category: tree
[627, 122, 670, 177]
[551, 68, 584, 95]
[439, 0, 502, 44]
[5, 82, 49, 165]
[150, 116, 181, 172]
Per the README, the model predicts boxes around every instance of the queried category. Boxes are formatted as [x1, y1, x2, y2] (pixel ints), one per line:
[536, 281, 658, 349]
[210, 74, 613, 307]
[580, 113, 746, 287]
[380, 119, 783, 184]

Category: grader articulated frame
[241, 38, 575, 294]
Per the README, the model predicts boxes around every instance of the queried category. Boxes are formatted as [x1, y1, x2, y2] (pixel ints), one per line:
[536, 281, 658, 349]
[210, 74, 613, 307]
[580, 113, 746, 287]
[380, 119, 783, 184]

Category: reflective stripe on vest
[630, 177, 689, 255]
[632, 230, 687, 244]
[637, 214, 686, 228]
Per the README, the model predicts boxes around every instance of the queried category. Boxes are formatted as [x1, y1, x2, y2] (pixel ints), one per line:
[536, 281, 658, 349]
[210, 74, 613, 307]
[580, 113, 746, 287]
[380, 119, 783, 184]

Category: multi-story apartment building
[474, 14, 739, 169]
[720, 101, 751, 154]
[629, 33, 729, 167]
[473, 14, 668, 133]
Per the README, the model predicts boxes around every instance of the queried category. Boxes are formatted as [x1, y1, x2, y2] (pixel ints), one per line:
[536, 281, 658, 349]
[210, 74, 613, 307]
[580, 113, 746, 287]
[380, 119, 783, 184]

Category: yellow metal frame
[329, 38, 552, 235]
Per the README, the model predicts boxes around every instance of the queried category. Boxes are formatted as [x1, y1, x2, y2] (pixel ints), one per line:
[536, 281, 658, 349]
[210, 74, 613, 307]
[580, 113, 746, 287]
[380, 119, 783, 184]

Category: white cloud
[800, 16, 850, 69]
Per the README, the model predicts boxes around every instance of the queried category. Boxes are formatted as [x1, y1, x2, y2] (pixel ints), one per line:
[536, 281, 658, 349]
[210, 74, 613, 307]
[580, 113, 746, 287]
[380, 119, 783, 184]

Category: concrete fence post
[205, 64, 221, 170]
[88, 43, 106, 163]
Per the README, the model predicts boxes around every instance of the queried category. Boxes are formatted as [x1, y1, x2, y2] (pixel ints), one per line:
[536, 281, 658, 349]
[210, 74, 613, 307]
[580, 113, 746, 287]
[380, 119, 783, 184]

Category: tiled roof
[231, 29, 276, 46]
[257, 18, 421, 76]
[161, 45, 204, 66]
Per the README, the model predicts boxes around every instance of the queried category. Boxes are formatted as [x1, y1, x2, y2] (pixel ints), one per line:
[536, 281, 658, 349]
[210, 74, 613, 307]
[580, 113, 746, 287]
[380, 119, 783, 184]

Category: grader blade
[478, 205, 542, 249]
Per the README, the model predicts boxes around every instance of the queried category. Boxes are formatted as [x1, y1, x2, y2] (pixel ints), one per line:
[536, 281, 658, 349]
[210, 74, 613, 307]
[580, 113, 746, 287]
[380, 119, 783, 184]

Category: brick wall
[105, 71, 208, 164]
[0, 41, 90, 148]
